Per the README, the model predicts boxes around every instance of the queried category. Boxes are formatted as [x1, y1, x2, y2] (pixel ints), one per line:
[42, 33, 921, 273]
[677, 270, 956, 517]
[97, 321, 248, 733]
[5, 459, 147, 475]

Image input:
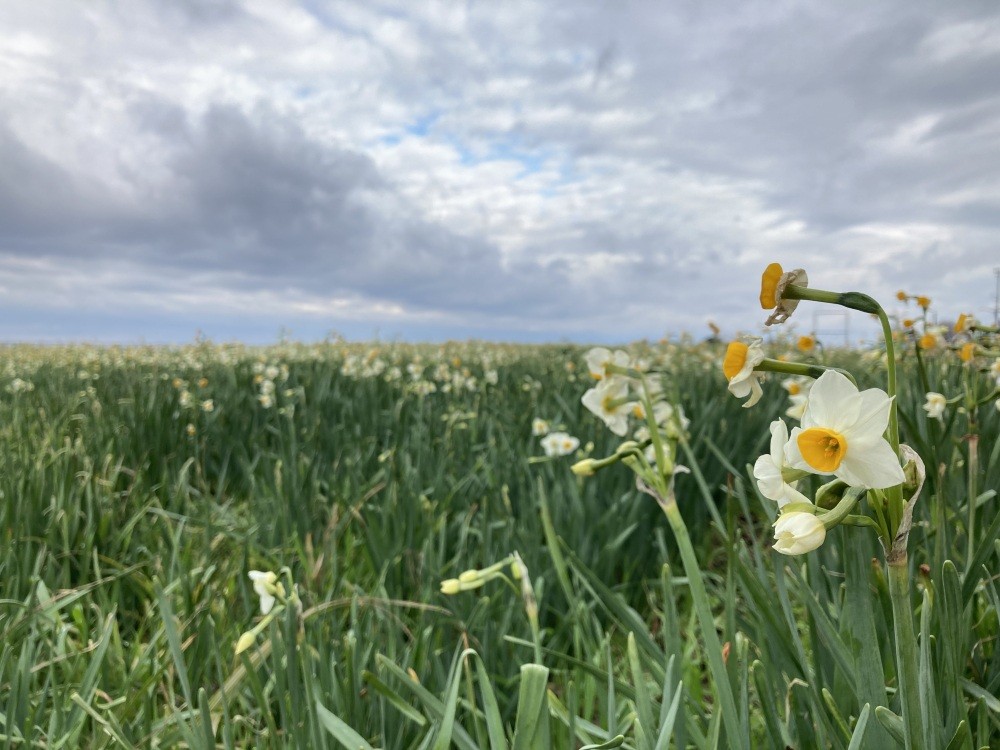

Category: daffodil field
[2, 272, 1000, 748]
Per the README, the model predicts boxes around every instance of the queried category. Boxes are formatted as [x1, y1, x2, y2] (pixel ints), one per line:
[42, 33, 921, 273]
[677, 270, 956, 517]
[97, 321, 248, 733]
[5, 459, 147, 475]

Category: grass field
[0, 328, 998, 748]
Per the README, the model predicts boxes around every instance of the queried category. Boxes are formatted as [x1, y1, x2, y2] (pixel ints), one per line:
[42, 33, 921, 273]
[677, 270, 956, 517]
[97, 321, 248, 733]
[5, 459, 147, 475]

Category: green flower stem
[658, 495, 747, 750]
[965, 431, 979, 575]
[871, 298, 925, 750]
[754, 358, 858, 387]
[887, 560, 926, 750]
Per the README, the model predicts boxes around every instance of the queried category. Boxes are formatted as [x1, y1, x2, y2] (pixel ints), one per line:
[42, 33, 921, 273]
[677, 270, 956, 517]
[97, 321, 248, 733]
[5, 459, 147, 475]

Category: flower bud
[439, 578, 462, 595]
[235, 631, 256, 655]
[772, 511, 826, 556]
[571, 458, 597, 476]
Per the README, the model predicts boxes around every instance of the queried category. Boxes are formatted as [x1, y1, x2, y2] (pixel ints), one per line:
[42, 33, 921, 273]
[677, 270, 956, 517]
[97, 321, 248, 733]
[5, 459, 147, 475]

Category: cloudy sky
[1, 1, 999, 344]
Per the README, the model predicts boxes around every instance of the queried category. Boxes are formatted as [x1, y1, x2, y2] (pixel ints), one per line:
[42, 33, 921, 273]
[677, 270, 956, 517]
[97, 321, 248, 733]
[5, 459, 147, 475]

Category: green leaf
[846, 704, 871, 750]
[874, 706, 905, 746]
[315, 699, 375, 750]
[512, 664, 551, 750]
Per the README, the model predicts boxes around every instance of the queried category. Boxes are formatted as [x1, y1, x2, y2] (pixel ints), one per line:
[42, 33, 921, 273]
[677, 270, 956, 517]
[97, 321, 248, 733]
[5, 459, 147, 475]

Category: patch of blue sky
[451, 134, 558, 180]
[377, 111, 441, 147]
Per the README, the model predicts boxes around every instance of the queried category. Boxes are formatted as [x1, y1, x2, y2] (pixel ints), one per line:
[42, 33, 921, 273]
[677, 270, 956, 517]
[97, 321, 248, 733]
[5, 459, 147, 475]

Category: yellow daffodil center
[959, 342, 975, 362]
[918, 334, 936, 350]
[797, 335, 815, 352]
[723, 341, 749, 380]
[759, 263, 783, 309]
[787, 382, 801, 396]
[798, 428, 847, 472]
[896, 290, 907, 301]
[916, 295, 931, 309]
[954, 313, 968, 333]
[902, 318, 914, 328]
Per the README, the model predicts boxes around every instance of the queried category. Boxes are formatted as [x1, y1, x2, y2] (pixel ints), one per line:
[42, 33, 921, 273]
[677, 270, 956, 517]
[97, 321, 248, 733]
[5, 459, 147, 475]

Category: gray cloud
[0, 0, 998, 343]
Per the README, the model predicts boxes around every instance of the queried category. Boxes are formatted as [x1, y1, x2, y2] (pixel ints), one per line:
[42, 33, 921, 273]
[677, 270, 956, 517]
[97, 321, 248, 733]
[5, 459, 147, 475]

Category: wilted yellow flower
[759, 264, 809, 326]
[759, 263, 784, 309]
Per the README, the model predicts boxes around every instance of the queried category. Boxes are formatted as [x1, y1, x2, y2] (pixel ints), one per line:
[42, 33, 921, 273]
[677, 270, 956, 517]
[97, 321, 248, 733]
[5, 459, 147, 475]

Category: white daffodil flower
[540, 431, 580, 457]
[772, 511, 826, 555]
[923, 392, 946, 421]
[723, 339, 766, 408]
[785, 370, 905, 490]
[753, 420, 810, 508]
[531, 417, 550, 436]
[584, 347, 631, 381]
[248, 570, 278, 615]
[581, 378, 635, 436]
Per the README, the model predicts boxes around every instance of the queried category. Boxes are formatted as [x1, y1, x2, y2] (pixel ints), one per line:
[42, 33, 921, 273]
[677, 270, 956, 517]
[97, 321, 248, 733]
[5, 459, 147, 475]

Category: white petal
[742, 377, 763, 408]
[837, 438, 905, 489]
[849, 389, 893, 441]
[259, 592, 276, 615]
[803, 371, 860, 431]
[753, 454, 784, 499]
[768, 420, 788, 463]
[728, 377, 751, 399]
[779, 482, 811, 507]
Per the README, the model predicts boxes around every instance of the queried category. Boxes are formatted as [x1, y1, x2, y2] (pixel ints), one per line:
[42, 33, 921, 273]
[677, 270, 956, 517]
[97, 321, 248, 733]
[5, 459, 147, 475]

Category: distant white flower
[531, 418, 550, 436]
[923, 392, 946, 420]
[772, 512, 826, 555]
[201, 399, 214, 412]
[785, 393, 808, 421]
[785, 370, 904, 490]
[584, 347, 631, 381]
[484, 369, 499, 385]
[753, 420, 810, 508]
[540, 432, 580, 457]
[248, 570, 278, 614]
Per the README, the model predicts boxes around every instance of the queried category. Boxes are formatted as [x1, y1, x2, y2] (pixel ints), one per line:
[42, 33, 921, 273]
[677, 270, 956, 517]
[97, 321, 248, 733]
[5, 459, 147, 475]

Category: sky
[1, 0, 999, 346]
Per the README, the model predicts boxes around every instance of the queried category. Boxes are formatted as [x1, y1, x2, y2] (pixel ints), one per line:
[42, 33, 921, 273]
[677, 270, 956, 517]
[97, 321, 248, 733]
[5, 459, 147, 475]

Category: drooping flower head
[723, 338, 765, 408]
[759, 263, 809, 326]
[785, 370, 905, 489]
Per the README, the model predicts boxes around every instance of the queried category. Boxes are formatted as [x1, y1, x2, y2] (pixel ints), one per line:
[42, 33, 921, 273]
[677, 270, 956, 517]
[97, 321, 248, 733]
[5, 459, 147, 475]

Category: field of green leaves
[1, 293, 999, 747]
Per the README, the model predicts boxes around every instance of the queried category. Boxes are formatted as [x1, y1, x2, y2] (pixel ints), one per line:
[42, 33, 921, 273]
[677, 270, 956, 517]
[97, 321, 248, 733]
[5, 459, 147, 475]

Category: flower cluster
[727, 264, 920, 556]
